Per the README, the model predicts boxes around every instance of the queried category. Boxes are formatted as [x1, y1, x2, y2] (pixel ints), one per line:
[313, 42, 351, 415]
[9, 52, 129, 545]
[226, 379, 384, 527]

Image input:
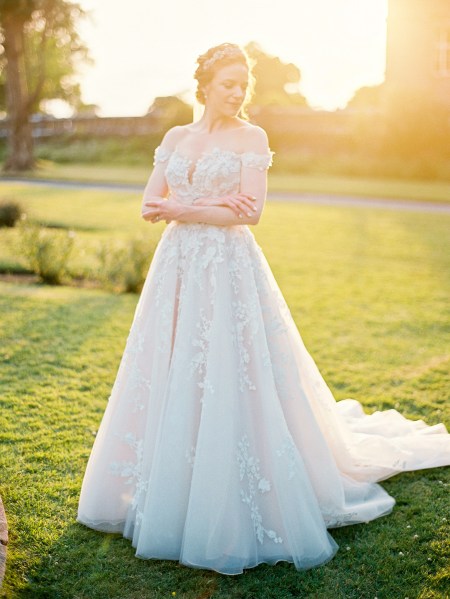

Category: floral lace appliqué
[159, 146, 273, 206]
[241, 151, 274, 171]
[190, 308, 214, 399]
[153, 145, 173, 165]
[231, 297, 260, 392]
[109, 432, 146, 524]
[276, 436, 298, 480]
[237, 435, 283, 545]
[321, 508, 359, 528]
[122, 330, 151, 412]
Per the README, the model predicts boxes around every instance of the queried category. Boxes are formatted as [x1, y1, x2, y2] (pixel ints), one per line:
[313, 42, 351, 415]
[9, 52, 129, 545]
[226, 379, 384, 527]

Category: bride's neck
[196, 109, 237, 133]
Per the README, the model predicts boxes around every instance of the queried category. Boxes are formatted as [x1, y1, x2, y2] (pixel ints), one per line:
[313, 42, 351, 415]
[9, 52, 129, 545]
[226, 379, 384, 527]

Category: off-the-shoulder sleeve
[241, 150, 275, 171]
[153, 145, 173, 166]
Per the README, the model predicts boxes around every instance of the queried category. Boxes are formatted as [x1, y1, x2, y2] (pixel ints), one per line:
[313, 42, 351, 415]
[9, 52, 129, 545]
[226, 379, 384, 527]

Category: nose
[232, 86, 244, 100]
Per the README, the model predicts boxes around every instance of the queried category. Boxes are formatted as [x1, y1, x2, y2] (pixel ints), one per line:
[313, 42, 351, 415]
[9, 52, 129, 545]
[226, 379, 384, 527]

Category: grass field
[0, 183, 449, 598]
[2, 161, 450, 204]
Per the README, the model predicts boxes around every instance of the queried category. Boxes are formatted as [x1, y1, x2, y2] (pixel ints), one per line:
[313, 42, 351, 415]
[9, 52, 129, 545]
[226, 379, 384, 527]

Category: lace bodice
[154, 146, 274, 204]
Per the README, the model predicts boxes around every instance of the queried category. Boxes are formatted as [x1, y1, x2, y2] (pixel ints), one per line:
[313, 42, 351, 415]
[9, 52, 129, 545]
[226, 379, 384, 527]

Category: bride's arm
[143, 127, 271, 226]
[169, 166, 267, 226]
[140, 126, 183, 217]
[143, 167, 266, 226]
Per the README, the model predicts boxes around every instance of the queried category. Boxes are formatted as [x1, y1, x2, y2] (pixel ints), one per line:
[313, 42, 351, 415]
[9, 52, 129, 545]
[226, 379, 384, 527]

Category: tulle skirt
[77, 222, 450, 574]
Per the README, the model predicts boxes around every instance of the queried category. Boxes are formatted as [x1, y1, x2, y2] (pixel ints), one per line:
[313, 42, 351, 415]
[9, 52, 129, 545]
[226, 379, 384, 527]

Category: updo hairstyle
[194, 43, 255, 119]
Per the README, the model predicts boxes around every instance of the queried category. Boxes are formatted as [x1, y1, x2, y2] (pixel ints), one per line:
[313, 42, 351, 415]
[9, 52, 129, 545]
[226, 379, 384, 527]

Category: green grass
[0, 185, 449, 598]
[2, 161, 450, 203]
[269, 172, 450, 204]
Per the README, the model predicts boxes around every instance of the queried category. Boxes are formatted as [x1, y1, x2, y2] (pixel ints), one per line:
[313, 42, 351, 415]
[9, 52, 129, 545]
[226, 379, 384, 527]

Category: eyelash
[224, 83, 248, 91]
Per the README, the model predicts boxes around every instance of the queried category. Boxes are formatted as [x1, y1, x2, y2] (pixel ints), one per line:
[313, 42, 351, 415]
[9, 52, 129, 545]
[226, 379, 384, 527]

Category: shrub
[97, 236, 156, 293]
[20, 225, 75, 284]
[0, 200, 24, 227]
[34, 134, 162, 166]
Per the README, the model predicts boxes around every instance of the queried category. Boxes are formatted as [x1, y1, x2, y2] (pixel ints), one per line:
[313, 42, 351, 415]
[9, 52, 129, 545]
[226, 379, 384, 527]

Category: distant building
[385, 0, 450, 106]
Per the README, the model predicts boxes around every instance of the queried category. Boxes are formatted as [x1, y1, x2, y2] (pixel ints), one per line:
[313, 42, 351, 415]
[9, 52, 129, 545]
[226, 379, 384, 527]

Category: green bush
[272, 150, 450, 181]
[34, 135, 162, 166]
[0, 199, 24, 227]
[20, 224, 75, 284]
[97, 236, 156, 293]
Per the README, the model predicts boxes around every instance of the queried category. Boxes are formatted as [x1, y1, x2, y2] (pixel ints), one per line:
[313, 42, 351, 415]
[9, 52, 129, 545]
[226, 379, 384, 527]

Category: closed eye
[223, 80, 248, 90]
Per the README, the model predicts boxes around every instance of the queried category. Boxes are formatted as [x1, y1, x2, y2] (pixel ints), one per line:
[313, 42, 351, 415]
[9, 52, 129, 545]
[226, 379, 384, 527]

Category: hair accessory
[202, 46, 244, 71]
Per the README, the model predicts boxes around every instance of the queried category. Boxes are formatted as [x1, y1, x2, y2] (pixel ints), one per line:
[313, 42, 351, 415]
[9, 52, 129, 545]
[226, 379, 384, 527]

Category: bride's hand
[142, 194, 182, 224]
[141, 196, 163, 222]
[193, 193, 258, 218]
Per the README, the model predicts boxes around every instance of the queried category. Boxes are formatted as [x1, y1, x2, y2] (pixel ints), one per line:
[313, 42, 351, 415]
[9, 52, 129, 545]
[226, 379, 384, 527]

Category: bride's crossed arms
[141, 123, 270, 227]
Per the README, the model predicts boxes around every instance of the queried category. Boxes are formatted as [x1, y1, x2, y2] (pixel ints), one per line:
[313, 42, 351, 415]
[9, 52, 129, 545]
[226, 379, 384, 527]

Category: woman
[77, 43, 450, 575]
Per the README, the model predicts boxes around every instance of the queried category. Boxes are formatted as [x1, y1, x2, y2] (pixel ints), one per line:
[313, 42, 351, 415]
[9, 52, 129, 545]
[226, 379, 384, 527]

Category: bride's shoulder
[235, 122, 273, 170]
[159, 125, 190, 150]
[238, 122, 270, 153]
[153, 125, 190, 165]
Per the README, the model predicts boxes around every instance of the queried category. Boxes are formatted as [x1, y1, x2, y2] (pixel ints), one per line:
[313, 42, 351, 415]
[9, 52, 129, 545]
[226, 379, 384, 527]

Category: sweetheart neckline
[173, 147, 241, 186]
[171, 147, 273, 186]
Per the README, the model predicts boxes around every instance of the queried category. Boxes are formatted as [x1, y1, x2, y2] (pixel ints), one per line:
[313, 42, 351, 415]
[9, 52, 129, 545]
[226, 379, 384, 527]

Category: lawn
[2, 161, 450, 204]
[0, 183, 449, 598]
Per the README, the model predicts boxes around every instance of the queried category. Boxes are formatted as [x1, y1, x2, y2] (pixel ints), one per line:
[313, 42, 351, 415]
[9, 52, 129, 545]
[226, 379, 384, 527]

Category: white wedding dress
[77, 145, 450, 575]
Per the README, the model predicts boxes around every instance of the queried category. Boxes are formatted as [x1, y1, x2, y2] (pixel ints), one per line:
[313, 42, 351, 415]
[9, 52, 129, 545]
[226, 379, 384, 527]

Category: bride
[77, 42, 450, 575]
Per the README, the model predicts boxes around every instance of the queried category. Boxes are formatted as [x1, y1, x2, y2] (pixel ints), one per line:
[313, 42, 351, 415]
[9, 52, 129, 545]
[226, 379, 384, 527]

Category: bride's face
[204, 62, 249, 117]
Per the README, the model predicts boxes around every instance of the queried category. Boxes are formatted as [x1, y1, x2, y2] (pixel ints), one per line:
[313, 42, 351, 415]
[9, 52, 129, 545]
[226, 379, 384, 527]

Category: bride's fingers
[142, 209, 162, 223]
[142, 212, 158, 222]
[236, 195, 258, 211]
[236, 193, 257, 204]
[229, 197, 256, 217]
[220, 195, 257, 217]
[225, 197, 256, 217]
[224, 198, 244, 217]
[236, 199, 257, 214]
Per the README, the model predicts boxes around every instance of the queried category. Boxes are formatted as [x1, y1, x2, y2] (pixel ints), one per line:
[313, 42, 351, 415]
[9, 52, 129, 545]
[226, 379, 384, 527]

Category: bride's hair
[194, 43, 255, 119]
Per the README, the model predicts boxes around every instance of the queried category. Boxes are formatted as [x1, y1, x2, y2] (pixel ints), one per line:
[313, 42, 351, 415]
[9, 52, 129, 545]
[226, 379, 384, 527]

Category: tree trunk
[2, 12, 34, 172]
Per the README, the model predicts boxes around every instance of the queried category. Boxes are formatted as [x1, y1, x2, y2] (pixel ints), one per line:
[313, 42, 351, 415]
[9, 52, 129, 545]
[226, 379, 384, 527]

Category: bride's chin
[224, 106, 241, 117]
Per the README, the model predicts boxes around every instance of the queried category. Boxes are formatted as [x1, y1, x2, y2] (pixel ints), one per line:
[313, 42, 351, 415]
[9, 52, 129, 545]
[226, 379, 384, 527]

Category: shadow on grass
[6, 517, 362, 599]
[10, 477, 450, 599]
[1, 282, 449, 599]
[29, 219, 105, 233]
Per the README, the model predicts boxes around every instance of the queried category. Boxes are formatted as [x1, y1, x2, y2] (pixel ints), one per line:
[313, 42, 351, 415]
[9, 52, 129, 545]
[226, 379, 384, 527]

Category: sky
[68, 0, 388, 117]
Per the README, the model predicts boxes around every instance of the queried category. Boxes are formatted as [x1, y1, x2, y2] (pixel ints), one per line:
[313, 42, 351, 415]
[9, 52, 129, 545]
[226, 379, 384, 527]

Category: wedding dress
[77, 145, 450, 575]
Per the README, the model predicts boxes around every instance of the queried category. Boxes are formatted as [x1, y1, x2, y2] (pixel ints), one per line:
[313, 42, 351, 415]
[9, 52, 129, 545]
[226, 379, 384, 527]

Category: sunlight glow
[74, 0, 388, 116]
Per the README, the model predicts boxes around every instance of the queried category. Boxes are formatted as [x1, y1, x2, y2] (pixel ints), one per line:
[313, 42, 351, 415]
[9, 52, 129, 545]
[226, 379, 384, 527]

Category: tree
[0, 0, 89, 171]
[245, 42, 308, 107]
[346, 84, 384, 110]
[147, 96, 192, 129]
